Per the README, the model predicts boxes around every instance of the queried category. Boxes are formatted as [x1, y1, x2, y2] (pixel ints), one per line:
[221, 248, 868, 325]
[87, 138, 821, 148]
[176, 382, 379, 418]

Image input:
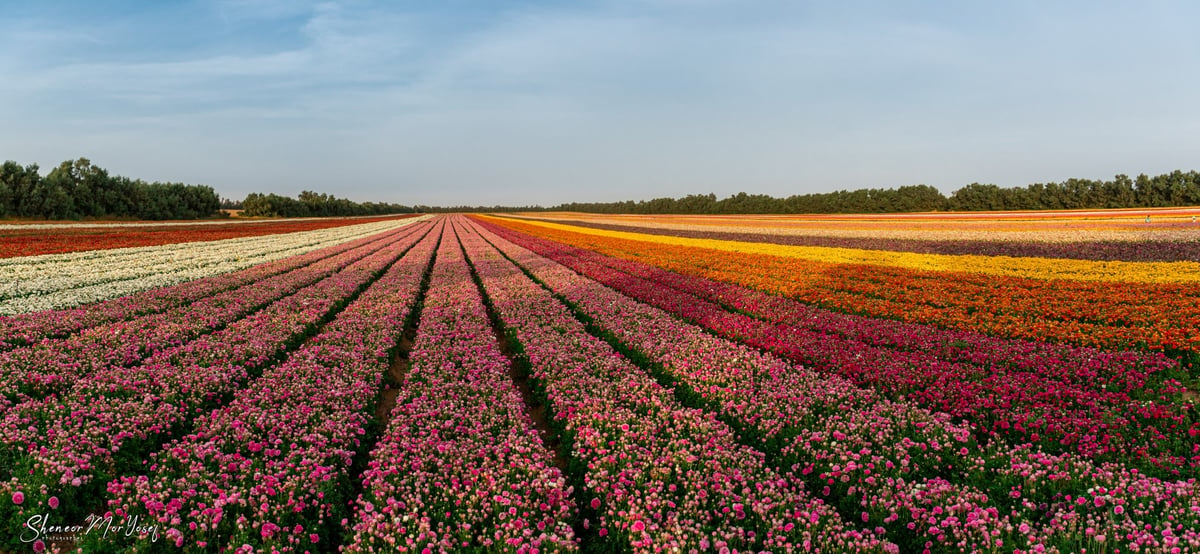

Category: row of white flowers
[0, 215, 392, 231]
[0, 216, 430, 315]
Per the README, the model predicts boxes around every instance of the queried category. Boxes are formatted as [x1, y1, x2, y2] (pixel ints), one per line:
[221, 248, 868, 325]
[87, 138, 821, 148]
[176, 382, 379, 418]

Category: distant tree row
[0, 158, 222, 220]
[545, 171, 1200, 215]
[240, 191, 415, 217]
[414, 204, 545, 213]
[946, 172, 1200, 211]
[8, 158, 1199, 220]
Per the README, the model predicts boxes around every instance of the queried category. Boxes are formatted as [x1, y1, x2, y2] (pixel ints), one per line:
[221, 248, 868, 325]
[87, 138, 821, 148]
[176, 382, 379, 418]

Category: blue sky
[2, 1, 1198, 206]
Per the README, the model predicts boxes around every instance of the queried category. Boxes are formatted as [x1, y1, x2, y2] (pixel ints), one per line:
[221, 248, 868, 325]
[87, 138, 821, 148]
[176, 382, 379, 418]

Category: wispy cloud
[1, 0, 1198, 205]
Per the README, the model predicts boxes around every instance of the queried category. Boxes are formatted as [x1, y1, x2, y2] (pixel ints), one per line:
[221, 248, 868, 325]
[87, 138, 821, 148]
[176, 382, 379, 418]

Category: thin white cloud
[1, 1, 1198, 205]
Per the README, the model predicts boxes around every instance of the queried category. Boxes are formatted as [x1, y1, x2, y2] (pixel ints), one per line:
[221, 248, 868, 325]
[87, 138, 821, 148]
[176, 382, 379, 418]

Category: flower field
[0, 216, 420, 260]
[1, 212, 1198, 553]
[0, 217, 426, 315]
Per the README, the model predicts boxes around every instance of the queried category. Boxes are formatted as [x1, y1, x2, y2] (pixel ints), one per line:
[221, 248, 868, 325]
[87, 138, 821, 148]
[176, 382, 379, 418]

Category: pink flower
[631, 520, 645, 532]
[261, 522, 279, 539]
[48, 496, 59, 509]
[12, 492, 24, 505]
[1114, 505, 1124, 515]
[310, 534, 320, 543]
[590, 498, 601, 510]
[32, 540, 45, 553]
[861, 512, 870, 522]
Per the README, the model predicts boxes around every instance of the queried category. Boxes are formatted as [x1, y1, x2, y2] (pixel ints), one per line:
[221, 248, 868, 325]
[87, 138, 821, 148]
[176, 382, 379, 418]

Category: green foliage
[946, 171, 1200, 212]
[532, 172, 1200, 214]
[0, 157, 223, 220]
[239, 191, 413, 217]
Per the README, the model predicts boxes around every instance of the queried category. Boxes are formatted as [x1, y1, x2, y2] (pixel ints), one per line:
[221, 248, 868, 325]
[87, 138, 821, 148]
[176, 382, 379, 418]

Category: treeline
[241, 191, 415, 217]
[549, 171, 1200, 214]
[8, 158, 1199, 220]
[415, 204, 544, 213]
[1, 158, 222, 220]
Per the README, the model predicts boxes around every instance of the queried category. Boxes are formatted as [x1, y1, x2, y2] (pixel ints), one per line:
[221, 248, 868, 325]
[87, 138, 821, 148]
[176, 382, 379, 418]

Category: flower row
[505, 222, 1180, 394]
[550, 218, 1200, 262]
[477, 218, 1198, 475]
[345, 223, 576, 552]
[456, 218, 893, 553]
[469, 219, 1200, 554]
[481, 216, 1200, 362]
[0, 218, 423, 351]
[0, 222, 430, 413]
[0, 221, 437, 549]
[472, 220, 1018, 552]
[493, 217, 1200, 285]
[0, 214, 420, 259]
[0, 216, 428, 314]
[83, 220, 441, 552]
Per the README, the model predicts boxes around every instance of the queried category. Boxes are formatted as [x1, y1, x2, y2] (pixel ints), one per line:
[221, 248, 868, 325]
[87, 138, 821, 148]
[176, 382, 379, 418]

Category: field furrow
[3, 211, 1195, 554]
[476, 216, 1198, 475]
[482, 216, 1200, 354]
[468, 218, 1200, 553]
[0, 216, 429, 314]
[0, 216, 428, 350]
[344, 222, 576, 552]
[0, 221, 439, 550]
[0, 222, 430, 412]
[457, 218, 893, 553]
[75, 220, 441, 552]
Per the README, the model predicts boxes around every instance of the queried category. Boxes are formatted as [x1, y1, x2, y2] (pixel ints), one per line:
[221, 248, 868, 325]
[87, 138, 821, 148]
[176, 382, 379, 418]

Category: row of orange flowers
[484, 216, 1200, 355]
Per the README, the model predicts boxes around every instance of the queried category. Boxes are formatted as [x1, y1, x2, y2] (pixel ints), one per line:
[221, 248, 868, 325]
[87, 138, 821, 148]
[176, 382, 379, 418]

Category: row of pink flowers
[0, 223, 426, 416]
[456, 218, 895, 553]
[344, 224, 576, 552]
[471, 219, 1200, 553]
[92, 222, 440, 552]
[0, 222, 438, 550]
[478, 219, 1198, 475]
